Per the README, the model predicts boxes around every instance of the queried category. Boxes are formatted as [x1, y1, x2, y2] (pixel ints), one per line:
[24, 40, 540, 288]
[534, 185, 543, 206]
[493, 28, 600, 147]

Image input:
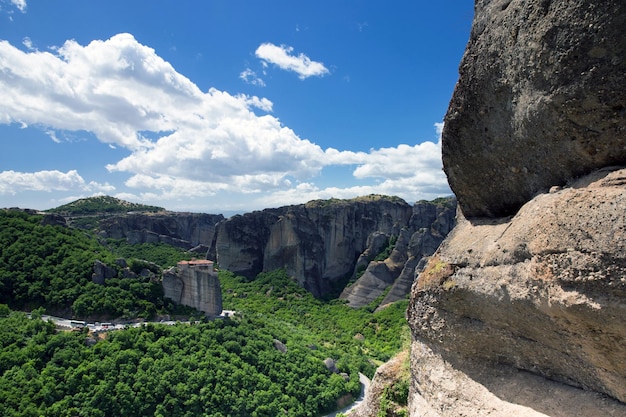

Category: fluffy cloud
[0, 33, 450, 211]
[0, 170, 114, 194]
[255, 43, 329, 79]
[5, 0, 26, 12]
[239, 68, 266, 87]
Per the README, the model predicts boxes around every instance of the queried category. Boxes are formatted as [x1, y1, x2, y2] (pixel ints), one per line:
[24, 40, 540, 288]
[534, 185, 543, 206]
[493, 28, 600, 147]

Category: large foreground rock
[442, 0, 626, 218]
[407, 168, 626, 414]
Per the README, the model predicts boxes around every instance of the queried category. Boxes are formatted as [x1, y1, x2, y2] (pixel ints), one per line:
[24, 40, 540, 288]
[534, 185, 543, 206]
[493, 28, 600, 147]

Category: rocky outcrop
[408, 168, 626, 412]
[91, 260, 118, 284]
[91, 258, 158, 284]
[97, 212, 224, 253]
[162, 260, 222, 316]
[214, 195, 452, 299]
[350, 350, 409, 417]
[341, 199, 456, 307]
[40, 213, 67, 228]
[442, 0, 626, 218]
[409, 1, 626, 414]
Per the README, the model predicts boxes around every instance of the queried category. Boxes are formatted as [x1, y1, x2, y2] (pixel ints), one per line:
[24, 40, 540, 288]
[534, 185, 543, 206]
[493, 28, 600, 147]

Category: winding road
[324, 372, 371, 417]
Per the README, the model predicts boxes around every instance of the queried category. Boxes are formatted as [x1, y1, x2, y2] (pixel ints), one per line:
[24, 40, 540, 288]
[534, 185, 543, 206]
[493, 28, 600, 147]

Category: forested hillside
[0, 209, 170, 319]
[0, 207, 409, 416]
[47, 195, 164, 216]
[0, 309, 360, 417]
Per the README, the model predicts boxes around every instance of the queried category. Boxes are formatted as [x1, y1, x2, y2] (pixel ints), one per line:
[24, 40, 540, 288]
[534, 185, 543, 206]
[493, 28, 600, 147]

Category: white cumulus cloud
[0, 170, 114, 194]
[9, 0, 26, 12]
[0, 33, 450, 211]
[255, 43, 329, 79]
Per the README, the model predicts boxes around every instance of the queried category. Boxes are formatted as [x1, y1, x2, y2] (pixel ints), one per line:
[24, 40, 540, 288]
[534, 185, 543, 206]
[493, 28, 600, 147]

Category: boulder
[442, 0, 626, 218]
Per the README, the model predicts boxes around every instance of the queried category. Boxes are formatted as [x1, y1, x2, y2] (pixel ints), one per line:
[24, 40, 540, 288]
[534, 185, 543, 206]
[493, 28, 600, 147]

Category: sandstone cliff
[340, 199, 456, 308]
[408, 169, 626, 415]
[162, 260, 222, 316]
[408, 0, 626, 415]
[214, 195, 454, 300]
[97, 212, 224, 253]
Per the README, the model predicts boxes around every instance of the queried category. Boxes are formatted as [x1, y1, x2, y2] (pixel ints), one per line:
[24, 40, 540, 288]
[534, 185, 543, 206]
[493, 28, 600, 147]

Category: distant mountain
[47, 195, 165, 216]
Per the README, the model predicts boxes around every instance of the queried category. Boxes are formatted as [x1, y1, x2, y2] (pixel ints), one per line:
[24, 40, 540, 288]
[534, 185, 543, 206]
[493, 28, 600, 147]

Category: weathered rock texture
[340, 199, 456, 307]
[162, 260, 222, 316]
[97, 212, 224, 253]
[216, 196, 413, 298]
[408, 168, 626, 414]
[349, 350, 408, 417]
[409, 1, 626, 414]
[215, 196, 454, 299]
[442, 0, 626, 218]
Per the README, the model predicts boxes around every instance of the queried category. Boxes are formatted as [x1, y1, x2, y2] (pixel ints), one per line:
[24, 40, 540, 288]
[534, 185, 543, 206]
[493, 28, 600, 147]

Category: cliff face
[215, 196, 416, 298]
[340, 199, 456, 307]
[92, 196, 454, 301]
[97, 212, 224, 252]
[408, 0, 626, 415]
[162, 260, 222, 316]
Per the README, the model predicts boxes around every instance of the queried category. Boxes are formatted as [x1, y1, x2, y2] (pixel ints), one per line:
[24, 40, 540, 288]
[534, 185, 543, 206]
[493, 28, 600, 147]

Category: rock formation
[162, 260, 222, 316]
[216, 196, 412, 298]
[97, 212, 224, 253]
[91, 195, 454, 302]
[408, 0, 626, 415]
[341, 199, 456, 307]
[442, 0, 626, 218]
[215, 195, 453, 300]
[350, 350, 409, 417]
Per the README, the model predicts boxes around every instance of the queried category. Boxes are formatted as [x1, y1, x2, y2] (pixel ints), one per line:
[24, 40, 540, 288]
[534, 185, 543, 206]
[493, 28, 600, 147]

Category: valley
[0, 195, 428, 416]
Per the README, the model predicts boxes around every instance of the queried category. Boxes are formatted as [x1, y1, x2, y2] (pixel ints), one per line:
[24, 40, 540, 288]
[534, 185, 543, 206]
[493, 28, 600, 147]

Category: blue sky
[0, 0, 473, 214]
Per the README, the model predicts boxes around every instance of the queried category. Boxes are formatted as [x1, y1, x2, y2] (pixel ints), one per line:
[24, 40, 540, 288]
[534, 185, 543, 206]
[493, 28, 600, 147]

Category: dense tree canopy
[0, 309, 360, 417]
[0, 209, 410, 416]
[0, 210, 166, 319]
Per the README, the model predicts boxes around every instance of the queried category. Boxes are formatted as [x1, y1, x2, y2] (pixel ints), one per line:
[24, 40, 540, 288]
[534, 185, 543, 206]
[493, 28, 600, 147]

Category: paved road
[324, 372, 370, 417]
[40, 310, 237, 332]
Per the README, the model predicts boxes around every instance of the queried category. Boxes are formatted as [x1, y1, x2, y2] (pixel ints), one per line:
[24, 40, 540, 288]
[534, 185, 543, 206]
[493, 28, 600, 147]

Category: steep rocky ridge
[340, 199, 456, 307]
[216, 196, 414, 298]
[409, 0, 626, 414]
[88, 195, 454, 301]
[442, 0, 626, 218]
[97, 212, 224, 253]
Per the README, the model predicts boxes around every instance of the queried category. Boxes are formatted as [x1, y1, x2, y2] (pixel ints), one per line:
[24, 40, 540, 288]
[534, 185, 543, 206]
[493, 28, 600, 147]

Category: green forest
[0, 208, 410, 416]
